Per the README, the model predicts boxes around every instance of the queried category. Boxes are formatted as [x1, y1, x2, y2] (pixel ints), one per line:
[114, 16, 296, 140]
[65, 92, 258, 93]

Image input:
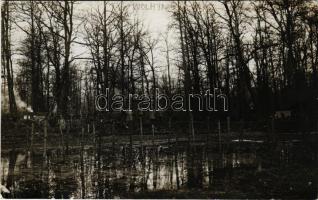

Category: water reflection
[1, 138, 317, 198]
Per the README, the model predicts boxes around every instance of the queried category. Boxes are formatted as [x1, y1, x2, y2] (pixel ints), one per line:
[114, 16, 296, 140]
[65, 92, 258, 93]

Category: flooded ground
[1, 131, 318, 198]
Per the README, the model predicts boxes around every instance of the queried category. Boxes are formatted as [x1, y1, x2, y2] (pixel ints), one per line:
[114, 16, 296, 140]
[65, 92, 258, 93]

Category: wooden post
[271, 117, 276, 143]
[150, 111, 156, 147]
[140, 117, 143, 137]
[97, 124, 102, 167]
[129, 133, 133, 166]
[139, 117, 143, 157]
[191, 114, 195, 141]
[112, 121, 115, 155]
[207, 116, 210, 147]
[43, 119, 47, 162]
[127, 111, 133, 166]
[227, 116, 230, 134]
[65, 120, 70, 154]
[81, 127, 85, 147]
[93, 123, 96, 146]
[218, 120, 221, 152]
[80, 127, 85, 198]
[28, 122, 35, 168]
[175, 131, 180, 190]
[271, 117, 275, 134]
[152, 124, 155, 146]
[59, 122, 65, 154]
[70, 114, 73, 129]
[168, 116, 172, 149]
[31, 122, 34, 151]
[207, 116, 213, 188]
[207, 116, 210, 132]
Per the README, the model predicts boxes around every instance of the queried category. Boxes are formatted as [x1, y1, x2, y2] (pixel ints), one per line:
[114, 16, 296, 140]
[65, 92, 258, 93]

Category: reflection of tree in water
[51, 161, 78, 199]
[53, 177, 77, 199]
[2, 139, 318, 198]
[6, 150, 18, 191]
[186, 146, 203, 189]
[15, 180, 49, 198]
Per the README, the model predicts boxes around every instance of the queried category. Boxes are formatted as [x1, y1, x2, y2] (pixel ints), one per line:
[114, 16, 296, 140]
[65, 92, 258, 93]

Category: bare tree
[1, 0, 17, 113]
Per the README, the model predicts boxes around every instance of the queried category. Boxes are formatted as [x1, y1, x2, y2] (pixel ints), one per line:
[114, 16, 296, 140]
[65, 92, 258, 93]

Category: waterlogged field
[1, 132, 318, 199]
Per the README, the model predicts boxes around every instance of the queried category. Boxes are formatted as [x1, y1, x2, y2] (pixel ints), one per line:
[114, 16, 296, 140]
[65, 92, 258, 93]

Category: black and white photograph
[1, 0, 318, 199]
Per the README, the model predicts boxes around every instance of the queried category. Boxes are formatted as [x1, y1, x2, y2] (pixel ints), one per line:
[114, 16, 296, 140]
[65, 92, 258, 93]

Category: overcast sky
[10, 1, 256, 79]
[11, 1, 178, 78]
[11, 1, 285, 78]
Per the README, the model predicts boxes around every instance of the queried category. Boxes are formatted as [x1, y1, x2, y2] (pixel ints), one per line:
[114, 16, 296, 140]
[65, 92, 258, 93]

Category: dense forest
[2, 0, 318, 124]
[1, 1, 318, 199]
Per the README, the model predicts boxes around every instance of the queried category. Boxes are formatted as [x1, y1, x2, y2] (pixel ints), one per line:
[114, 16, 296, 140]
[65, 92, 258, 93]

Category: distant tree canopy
[1, 0, 318, 122]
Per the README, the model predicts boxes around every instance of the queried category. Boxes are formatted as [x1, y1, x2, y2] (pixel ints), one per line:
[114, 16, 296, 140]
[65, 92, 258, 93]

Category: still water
[1, 138, 317, 198]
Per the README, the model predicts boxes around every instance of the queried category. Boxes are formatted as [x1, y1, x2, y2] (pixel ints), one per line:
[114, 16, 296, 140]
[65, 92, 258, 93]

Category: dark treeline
[1, 0, 318, 125]
[171, 0, 318, 122]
